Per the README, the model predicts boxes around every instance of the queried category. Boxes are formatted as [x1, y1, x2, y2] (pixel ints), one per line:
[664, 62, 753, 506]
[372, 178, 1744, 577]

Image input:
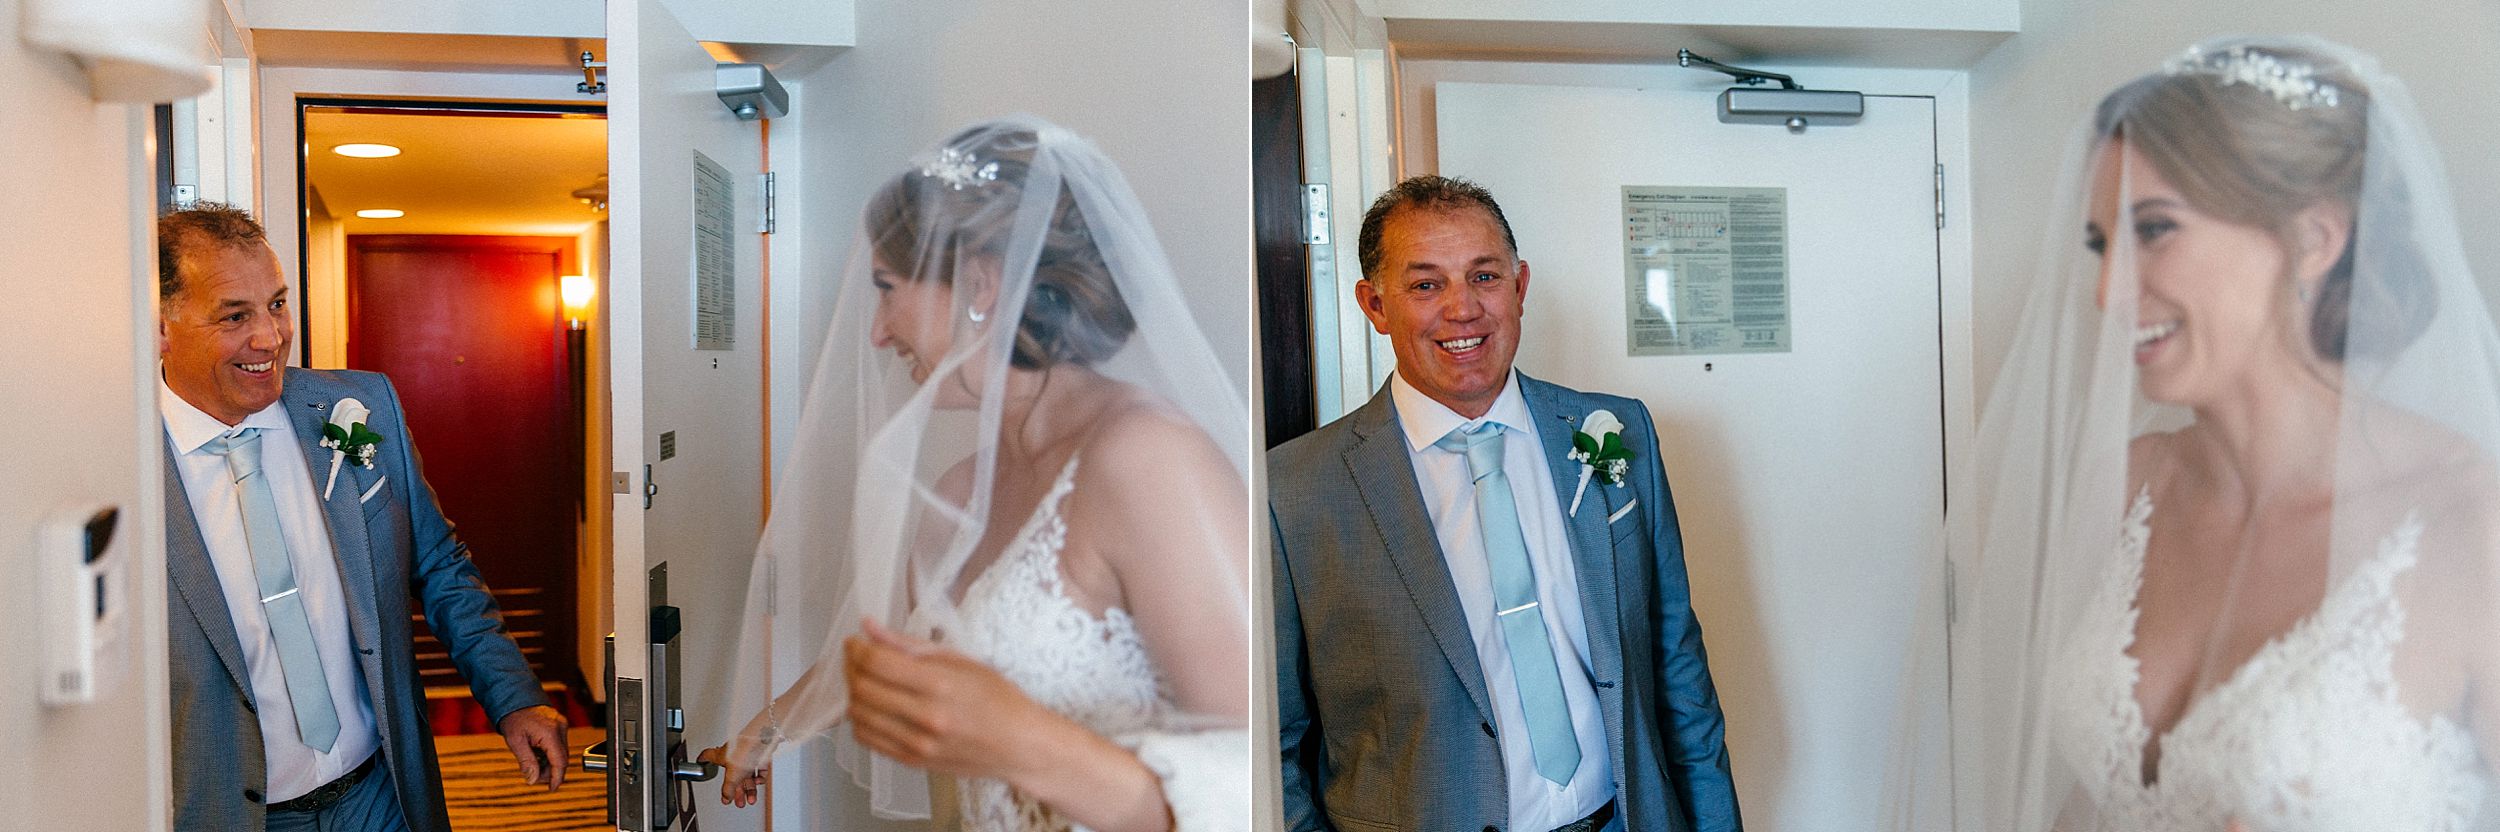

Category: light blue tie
[1438, 422, 1581, 786]
[204, 428, 341, 752]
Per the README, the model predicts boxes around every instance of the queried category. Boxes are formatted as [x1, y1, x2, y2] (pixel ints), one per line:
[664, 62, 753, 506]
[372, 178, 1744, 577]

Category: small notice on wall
[1621, 186, 1790, 356]
[692, 150, 736, 351]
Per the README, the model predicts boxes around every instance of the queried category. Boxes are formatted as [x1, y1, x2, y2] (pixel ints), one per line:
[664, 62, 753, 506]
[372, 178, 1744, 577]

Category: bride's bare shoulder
[1056, 387, 1245, 581]
[1061, 387, 1241, 528]
[2339, 404, 2500, 520]
[2126, 430, 2186, 495]
[1069, 386, 1231, 481]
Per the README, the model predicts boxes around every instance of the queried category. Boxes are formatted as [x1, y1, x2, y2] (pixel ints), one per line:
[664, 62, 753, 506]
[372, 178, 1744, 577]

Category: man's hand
[499, 705, 571, 790]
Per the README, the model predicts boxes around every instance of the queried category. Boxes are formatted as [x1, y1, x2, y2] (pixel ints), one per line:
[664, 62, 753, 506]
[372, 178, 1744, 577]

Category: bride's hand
[697, 744, 769, 808]
[844, 617, 1066, 783]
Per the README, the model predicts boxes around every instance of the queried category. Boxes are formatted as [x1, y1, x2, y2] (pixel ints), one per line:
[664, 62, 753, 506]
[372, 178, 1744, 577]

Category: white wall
[242, 0, 854, 48]
[0, 5, 171, 829]
[1964, 1, 2500, 402]
[779, 2, 1249, 828]
[790, 3, 1253, 418]
[1393, 58, 1965, 172]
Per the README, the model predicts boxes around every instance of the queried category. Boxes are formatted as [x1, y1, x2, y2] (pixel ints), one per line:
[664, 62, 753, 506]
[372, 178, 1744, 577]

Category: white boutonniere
[1565, 409, 1634, 517]
[318, 398, 382, 500]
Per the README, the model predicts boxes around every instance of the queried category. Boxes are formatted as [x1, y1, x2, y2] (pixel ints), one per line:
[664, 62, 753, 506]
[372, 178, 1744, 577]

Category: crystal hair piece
[919, 146, 1001, 190]
[2163, 44, 2342, 110]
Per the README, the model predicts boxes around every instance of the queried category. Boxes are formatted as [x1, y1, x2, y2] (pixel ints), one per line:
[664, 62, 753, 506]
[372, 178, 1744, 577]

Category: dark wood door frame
[1255, 70, 1319, 449]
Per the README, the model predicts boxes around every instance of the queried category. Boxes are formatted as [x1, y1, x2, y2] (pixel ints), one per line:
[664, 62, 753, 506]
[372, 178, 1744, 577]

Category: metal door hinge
[759, 172, 777, 235]
[1302, 183, 1331, 245]
[1934, 163, 1946, 230]
[642, 463, 657, 510]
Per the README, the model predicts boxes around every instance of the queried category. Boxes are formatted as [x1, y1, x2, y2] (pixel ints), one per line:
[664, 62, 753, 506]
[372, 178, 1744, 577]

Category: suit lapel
[1342, 388, 1497, 726]
[1520, 375, 1630, 776]
[164, 439, 258, 706]
[283, 373, 386, 688]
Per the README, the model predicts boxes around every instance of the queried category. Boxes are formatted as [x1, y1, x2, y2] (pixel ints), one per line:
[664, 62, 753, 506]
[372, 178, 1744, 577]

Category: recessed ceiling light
[356, 209, 405, 219]
[333, 143, 402, 158]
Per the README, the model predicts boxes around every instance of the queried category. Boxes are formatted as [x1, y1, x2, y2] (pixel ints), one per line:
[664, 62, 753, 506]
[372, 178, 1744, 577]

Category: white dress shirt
[1391, 372, 1614, 831]
[162, 381, 380, 802]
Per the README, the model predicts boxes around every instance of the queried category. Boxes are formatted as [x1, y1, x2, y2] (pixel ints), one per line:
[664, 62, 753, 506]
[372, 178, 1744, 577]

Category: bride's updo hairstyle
[865, 126, 1138, 370]
[2092, 42, 2435, 361]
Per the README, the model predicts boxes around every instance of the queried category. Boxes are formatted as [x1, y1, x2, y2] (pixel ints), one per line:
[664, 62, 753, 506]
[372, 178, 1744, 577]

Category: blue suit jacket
[1271, 373, 1740, 832]
[165, 368, 548, 831]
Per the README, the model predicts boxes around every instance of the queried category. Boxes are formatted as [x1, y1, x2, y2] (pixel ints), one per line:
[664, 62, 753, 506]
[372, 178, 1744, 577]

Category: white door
[606, 0, 767, 827]
[1437, 82, 1948, 831]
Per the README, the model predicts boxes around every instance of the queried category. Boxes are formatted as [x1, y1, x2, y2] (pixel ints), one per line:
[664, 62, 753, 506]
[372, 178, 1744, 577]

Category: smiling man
[1270, 177, 1741, 832]
[156, 203, 569, 832]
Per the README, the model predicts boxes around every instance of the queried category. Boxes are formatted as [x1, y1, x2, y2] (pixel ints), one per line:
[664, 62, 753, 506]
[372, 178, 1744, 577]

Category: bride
[697, 117, 1249, 831]
[1948, 36, 2500, 831]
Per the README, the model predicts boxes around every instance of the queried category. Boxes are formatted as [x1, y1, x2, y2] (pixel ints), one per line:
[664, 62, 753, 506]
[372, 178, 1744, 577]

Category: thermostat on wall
[37, 503, 120, 706]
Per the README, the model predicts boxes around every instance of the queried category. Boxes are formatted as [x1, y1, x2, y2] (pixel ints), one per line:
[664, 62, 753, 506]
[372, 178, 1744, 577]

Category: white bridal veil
[713, 116, 1250, 819]
[1901, 35, 2500, 831]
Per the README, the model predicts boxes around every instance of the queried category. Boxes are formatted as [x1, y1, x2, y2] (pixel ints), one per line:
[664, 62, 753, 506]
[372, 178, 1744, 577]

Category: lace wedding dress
[945, 458, 1242, 832]
[2049, 491, 2488, 831]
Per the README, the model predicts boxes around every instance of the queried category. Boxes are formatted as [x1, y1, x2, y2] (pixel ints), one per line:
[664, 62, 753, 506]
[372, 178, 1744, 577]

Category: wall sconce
[561, 274, 595, 330]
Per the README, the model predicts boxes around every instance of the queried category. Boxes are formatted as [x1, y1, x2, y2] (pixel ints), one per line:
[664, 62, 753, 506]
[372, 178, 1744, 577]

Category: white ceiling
[303, 108, 607, 236]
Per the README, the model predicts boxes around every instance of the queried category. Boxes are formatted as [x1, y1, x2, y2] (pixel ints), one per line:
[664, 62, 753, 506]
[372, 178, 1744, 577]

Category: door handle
[583, 739, 710, 781]
[671, 755, 719, 782]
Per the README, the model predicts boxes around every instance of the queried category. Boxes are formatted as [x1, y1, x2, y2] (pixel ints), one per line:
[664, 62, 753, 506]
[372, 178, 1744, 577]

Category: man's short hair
[158, 202, 269, 300]
[1355, 175, 1519, 281]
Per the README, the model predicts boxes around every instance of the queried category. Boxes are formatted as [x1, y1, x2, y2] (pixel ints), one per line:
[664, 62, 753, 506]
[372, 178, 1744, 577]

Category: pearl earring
[967, 307, 988, 323]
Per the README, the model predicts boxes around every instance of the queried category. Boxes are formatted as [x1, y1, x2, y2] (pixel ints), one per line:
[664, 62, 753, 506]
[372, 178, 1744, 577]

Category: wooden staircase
[414, 586, 597, 734]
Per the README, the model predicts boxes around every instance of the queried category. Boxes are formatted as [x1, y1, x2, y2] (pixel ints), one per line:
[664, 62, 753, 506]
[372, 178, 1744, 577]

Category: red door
[347, 234, 582, 728]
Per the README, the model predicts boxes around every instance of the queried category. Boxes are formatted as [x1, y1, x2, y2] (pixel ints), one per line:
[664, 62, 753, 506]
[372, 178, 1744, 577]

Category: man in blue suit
[156, 204, 570, 831]
[1271, 177, 1741, 832]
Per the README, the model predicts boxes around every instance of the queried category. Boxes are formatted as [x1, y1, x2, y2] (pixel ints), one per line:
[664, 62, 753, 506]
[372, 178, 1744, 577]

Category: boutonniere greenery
[319, 397, 382, 499]
[1566, 409, 1634, 516]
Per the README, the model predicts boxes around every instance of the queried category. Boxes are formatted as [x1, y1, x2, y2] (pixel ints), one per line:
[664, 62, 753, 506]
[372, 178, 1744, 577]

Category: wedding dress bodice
[2049, 490, 2486, 831]
[947, 458, 1166, 832]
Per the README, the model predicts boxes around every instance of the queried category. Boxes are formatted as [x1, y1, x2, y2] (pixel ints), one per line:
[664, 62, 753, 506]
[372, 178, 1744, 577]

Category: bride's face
[869, 255, 1003, 409]
[869, 260, 961, 386]
[2088, 141, 2306, 406]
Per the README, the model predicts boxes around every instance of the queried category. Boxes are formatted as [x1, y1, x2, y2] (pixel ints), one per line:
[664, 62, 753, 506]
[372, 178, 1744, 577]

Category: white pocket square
[1608, 499, 1638, 524]
[359, 476, 388, 504]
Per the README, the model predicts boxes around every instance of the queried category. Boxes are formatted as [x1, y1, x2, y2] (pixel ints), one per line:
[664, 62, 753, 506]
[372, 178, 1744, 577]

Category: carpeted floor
[433, 727, 609, 831]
